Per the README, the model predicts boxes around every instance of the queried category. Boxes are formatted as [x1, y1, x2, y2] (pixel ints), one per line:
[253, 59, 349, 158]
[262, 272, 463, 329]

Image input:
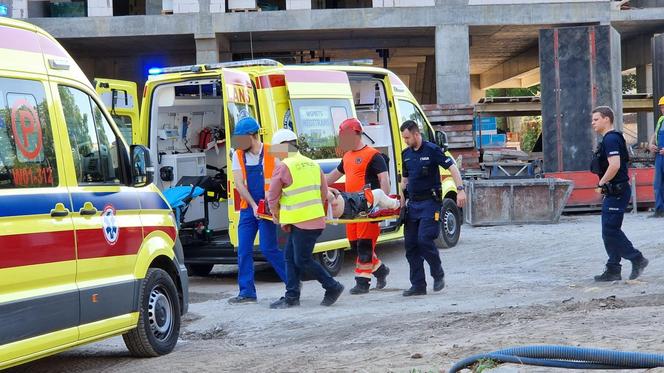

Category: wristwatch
[457, 185, 465, 191]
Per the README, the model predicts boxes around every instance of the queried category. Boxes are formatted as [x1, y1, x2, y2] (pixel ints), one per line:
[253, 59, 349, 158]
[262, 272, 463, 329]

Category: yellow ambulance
[0, 18, 187, 369]
[137, 59, 461, 276]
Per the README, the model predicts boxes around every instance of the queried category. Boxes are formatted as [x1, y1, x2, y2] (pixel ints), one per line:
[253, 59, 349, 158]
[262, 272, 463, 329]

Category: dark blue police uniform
[402, 141, 455, 290]
[597, 131, 644, 272]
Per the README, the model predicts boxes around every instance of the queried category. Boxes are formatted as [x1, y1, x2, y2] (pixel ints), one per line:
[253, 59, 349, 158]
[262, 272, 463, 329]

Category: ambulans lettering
[227, 85, 251, 104]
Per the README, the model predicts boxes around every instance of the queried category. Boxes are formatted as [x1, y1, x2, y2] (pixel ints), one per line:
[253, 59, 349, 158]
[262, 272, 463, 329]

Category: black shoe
[321, 284, 344, 306]
[647, 211, 664, 218]
[402, 287, 427, 297]
[629, 257, 649, 280]
[433, 276, 445, 292]
[269, 297, 300, 309]
[349, 279, 370, 295]
[228, 296, 257, 304]
[374, 265, 390, 290]
[594, 267, 622, 282]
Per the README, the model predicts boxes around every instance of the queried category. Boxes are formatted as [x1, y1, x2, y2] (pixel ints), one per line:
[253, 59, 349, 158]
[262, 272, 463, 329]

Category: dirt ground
[9, 213, 664, 373]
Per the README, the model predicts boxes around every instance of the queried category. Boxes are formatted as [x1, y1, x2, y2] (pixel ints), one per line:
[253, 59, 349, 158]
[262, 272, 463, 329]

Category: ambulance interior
[148, 78, 229, 233]
[348, 75, 399, 198]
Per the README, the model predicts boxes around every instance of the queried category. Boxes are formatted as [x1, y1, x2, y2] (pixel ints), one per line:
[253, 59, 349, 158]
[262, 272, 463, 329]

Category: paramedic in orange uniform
[326, 118, 391, 294]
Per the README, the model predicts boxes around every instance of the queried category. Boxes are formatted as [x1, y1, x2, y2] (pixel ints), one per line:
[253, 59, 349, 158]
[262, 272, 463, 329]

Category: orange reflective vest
[342, 145, 381, 192]
[236, 143, 275, 209]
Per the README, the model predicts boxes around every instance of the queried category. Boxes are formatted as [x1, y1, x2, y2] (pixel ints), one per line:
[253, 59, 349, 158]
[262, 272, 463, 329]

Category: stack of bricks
[422, 104, 480, 171]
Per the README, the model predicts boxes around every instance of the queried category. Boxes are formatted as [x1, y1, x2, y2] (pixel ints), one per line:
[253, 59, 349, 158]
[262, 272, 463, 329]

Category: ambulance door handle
[79, 202, 98, 216]
[50, 203, 70, 218]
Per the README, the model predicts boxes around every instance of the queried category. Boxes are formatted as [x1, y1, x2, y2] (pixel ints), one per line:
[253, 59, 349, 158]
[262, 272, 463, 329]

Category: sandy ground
[8, 213, 664, 373]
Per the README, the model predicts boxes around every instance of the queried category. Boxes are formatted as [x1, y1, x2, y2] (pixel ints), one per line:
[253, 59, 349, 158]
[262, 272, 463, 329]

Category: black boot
[433, 276, 445, 292]
[629, 257, 649, 280]
[349, 277, 370, 294]
[594, 266, 622, 282]
[402, 287, 427, 297]
[321, 283, 344, 306]
[374, 264, 390, 290]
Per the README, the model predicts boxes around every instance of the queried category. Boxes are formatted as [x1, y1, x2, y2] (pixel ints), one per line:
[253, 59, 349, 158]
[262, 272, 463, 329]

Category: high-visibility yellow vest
[656, 116, 664, 146]
[279, 153, 325, 224]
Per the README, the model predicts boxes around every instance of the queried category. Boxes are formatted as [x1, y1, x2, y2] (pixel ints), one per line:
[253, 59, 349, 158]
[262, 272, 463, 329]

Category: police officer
[399, 120, 466, 296]
[228, 117, 287, 304]
[647, 97, 664, 218]
[590, 106, 649, 281]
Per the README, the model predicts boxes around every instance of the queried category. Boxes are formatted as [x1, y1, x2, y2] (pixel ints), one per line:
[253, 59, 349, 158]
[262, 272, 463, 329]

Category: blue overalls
[402, 141, 453, 290]
[237, 149, 287, 299]
[654, 120, 664, 213]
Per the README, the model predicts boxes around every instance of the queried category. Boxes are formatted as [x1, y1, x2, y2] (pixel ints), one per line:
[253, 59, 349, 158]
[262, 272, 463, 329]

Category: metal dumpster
[464, 178, 574, 226]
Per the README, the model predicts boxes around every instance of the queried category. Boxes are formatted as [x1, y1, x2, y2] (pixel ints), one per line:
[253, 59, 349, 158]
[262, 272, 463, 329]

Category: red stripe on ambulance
[0, 231, 76, 269]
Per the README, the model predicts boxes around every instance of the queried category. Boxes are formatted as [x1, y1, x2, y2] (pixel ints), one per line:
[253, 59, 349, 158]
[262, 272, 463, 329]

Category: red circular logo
[11, 99, 43, 161]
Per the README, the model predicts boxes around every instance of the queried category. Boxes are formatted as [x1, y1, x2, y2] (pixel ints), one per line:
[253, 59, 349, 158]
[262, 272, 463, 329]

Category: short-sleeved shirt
[231, 144, 263, 171]
[336, 146, 388, 190]
[402, 141, 455, 195]
[601, 131, 629, 184]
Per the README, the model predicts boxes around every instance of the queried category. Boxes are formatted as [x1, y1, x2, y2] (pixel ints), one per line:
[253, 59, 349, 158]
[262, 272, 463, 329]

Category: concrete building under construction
[2, 0, 664, 179]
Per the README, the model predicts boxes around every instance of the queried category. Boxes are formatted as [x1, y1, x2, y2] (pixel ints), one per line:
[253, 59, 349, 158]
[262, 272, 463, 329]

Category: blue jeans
[237, 209, 287, 298]
[284, 226, 340, 301]
[601, 185, 643, 269]
[655, 155, 664, 212]
[404, 200, 445, 289]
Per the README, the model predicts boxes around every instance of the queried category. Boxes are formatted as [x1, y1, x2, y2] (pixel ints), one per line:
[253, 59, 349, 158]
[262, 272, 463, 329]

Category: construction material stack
[422, 104, 480, 171]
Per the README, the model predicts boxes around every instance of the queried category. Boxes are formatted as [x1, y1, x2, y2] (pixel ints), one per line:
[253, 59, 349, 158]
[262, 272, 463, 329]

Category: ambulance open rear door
[95, 78, 139, 144]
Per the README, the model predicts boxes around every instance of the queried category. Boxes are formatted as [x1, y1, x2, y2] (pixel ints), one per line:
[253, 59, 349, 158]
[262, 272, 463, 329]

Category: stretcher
[257, 212, 401, 225]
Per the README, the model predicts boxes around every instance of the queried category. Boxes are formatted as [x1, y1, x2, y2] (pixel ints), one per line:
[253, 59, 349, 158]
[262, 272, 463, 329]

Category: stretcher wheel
[314, 249, 345, 277]
[435, 198, 461, 249]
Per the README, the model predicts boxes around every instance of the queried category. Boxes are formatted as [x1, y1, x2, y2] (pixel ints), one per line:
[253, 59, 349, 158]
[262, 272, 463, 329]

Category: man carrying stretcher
[326, 118, 391, 294]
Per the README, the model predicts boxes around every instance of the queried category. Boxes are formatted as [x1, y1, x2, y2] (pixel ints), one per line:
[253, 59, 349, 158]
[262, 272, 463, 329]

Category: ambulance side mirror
[130, 145, 154, 187]
[435, 130, 449, 152]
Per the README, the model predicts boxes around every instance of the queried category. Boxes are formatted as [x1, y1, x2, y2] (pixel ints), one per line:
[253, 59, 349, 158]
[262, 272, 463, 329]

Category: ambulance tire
[314, 249, 344, 277]
[186, 263, 214, 277]
[435, 198, 460, 249]
[123, 268, 181, 357]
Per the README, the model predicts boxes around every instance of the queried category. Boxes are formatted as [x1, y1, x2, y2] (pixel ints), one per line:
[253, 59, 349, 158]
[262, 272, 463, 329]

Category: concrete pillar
[87, 0, 113, 17]
[540, 25, 623, 173]
[636, 64, 655, 143]
[195, 34, 219, 64]
[435, 25, 471, 105]
[470, 74, 483, 103]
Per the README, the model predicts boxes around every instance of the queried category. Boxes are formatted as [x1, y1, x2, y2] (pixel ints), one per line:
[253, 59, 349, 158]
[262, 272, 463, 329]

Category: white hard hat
[271, 129, 298, 145]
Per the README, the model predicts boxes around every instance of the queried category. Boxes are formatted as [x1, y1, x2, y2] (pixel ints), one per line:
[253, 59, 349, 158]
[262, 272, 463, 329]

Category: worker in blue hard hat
[228, 117, 286, 304]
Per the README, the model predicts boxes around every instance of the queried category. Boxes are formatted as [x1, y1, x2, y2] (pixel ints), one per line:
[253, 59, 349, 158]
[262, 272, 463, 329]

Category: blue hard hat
[234, 117, 260, 135]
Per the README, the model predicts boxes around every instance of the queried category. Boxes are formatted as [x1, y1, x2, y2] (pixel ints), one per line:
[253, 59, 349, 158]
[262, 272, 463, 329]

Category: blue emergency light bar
[148, 59, 281, 76]
[0, 5, 9, 16]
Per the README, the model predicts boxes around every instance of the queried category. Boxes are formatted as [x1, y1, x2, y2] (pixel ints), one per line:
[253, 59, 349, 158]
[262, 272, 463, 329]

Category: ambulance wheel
[315, 249, 344, 277]
[435, 198, 460, 249]
[123, 268, 181, 357]
[186, 264, 214, 277]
